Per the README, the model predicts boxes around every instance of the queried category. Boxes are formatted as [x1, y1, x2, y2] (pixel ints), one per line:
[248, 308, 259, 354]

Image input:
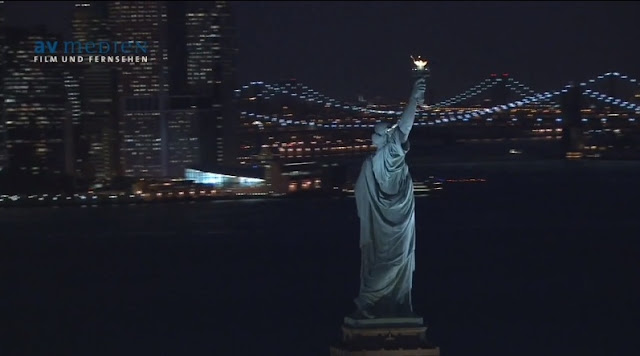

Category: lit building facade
[0, 1, 4, 32]
[0, 0, 6, 170]
[185, 1, 238, 169]
[104, 1, 238, 178]
[72, 2, 120, 181]
[235, 82, 378, 167]
[185, 168, 264, 188]
[109, 1, 169, 177]
[63, 69, 82, 175]
[166, 96, 201, 177]
[78, 66, 119, 180]
[72, 2, 111, 44]
[3, 28, 71, 177]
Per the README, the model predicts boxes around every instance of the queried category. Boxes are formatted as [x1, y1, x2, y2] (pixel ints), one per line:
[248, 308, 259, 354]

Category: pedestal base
[330, 318, 440, 356]
[344, 316, 424, 328]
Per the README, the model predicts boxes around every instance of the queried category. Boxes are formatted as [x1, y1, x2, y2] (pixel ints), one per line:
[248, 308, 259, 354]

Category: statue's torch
[411, 56, 429, 106]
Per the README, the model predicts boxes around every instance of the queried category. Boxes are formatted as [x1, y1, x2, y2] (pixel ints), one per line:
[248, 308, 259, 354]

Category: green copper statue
[352, 77, 426, 319]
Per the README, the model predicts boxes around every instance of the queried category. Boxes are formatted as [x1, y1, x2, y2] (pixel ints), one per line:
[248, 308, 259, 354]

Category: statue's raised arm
[396, 78, 426, 142]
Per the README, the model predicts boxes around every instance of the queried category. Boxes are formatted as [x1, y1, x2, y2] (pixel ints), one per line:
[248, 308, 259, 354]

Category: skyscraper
[72, 2, 119, 182]
[0, 0, 7, 171]
[67, 1, 239, 180]
[166, 96, 200, 177]
[3, 28, 72, 182]
[0, 1, 4, 28]
[167, 2, 187, 96]
[160, 2, 201, 177]
[185, 1, 238, 169]
[108, 1, 169, 177]
[72, 2, 111, 44]
[76, 65, 119, 181]
[160, 1, 239, 176]
[63, 69, 82, 177]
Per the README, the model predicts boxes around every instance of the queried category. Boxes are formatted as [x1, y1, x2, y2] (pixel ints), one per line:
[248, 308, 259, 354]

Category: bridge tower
[489, 74, 510, 130]
[561, 83, 584, 159]
[607, 74, 617, 103]
[490, 73, 510, 105]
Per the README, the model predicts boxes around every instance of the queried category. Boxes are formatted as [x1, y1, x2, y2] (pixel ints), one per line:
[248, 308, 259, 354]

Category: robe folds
[354, 129, 416, 314]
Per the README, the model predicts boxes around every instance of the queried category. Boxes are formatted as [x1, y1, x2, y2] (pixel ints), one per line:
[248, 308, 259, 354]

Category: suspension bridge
[236, 71, 640, 128]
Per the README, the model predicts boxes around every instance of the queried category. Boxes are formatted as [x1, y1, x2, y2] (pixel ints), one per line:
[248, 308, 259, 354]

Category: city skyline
[1, 1, 640, 197]
[0, 1, 239, 192]
[4, 1, 640, 101]
[2, 3, 638, 356]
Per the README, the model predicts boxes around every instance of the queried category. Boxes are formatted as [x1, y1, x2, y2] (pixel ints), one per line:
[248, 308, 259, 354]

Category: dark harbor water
[3, 162, 639, 356]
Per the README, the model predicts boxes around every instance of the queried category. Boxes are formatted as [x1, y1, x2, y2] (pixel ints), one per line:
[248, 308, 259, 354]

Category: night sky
[5, 1, 640, 101]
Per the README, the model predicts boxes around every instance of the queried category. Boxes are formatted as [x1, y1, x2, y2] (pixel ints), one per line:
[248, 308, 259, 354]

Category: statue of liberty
[351, 77, 426, 320]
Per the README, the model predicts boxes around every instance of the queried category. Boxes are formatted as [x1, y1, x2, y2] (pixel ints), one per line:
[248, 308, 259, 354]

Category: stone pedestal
[330, 317, 440, 356]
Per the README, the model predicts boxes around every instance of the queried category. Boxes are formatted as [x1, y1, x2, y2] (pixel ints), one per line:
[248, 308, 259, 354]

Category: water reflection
[3, 164, 639, 355]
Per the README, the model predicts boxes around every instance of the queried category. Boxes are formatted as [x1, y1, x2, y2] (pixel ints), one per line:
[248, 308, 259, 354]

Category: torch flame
[411, 55, 428, 70]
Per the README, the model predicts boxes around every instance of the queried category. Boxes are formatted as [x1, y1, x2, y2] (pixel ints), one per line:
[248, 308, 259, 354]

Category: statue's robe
[354, 128, 416, 316]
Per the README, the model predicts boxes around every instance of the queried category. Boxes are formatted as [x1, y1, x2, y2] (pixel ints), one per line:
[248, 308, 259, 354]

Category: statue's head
[372, 122, 391, 149]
